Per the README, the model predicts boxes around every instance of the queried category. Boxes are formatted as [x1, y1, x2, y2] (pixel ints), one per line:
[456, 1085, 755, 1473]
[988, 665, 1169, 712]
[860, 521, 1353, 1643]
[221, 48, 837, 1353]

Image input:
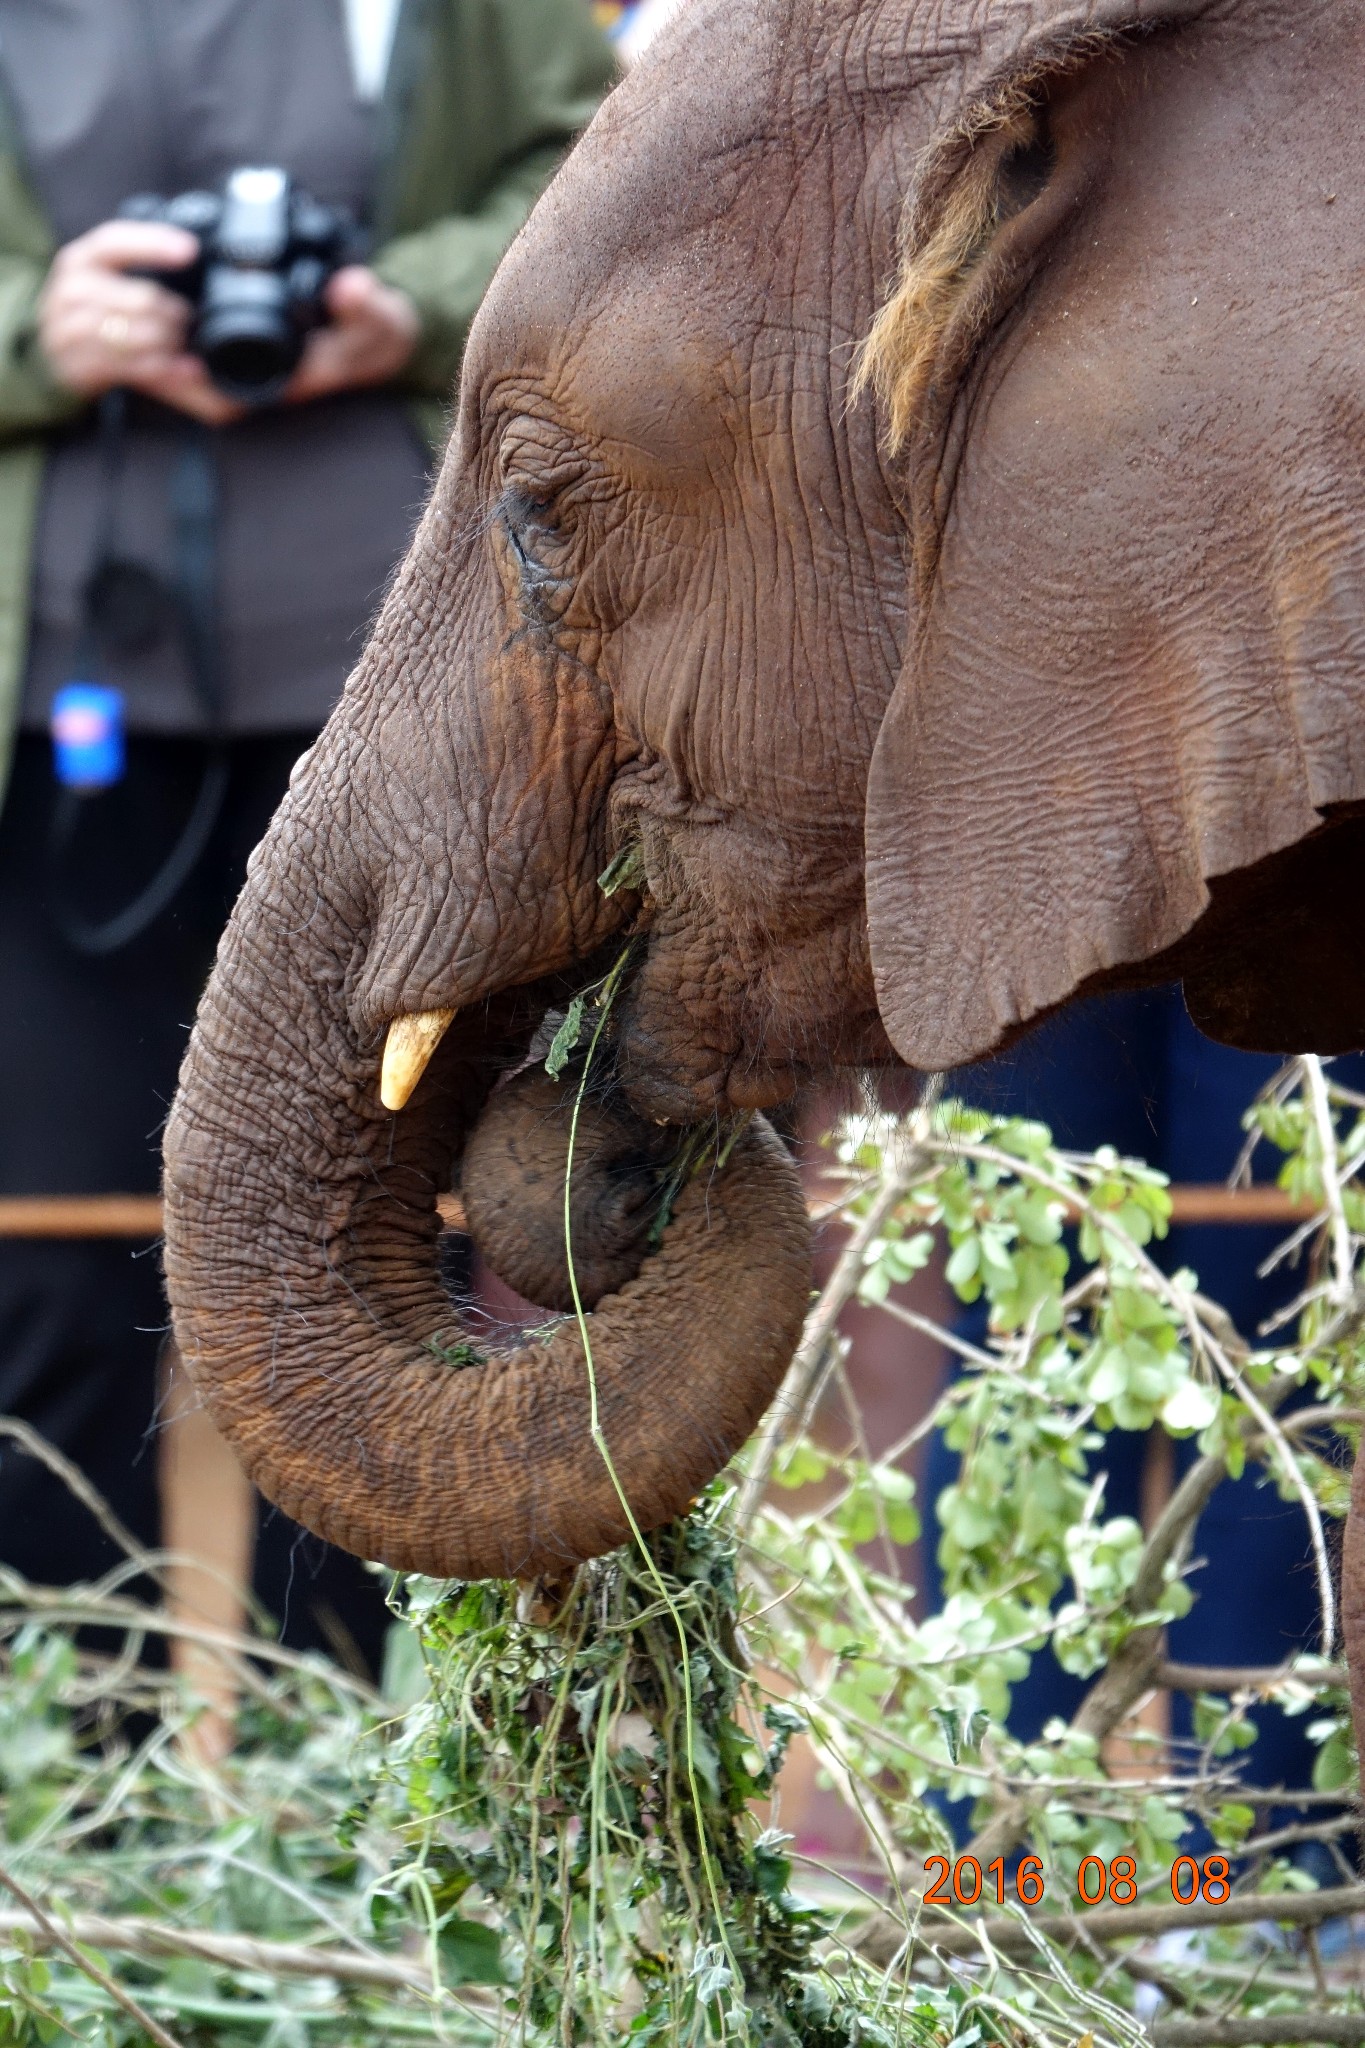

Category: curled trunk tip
[165, 981, 811, 1579]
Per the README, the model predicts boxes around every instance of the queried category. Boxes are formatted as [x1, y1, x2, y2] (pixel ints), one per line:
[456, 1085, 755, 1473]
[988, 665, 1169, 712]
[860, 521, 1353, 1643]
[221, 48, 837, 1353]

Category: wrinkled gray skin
[166, 0, 1365, 1716]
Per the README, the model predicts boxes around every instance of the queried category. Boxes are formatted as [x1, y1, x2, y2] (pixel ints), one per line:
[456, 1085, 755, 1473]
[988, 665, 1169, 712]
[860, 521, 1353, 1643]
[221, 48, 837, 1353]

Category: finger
[52, 219, 200, 277]
[43, 275, 190, 347]
[169, 386, 247, 427]
[41, 335, 173, 398]
[97, 295, 187, 348]
[90, 272, 191, 321]
[46, 340, 182, 398]
[280, 331, 356, 403]
[134, 355, 247, 426]
[113, 348, 186, 387]
[321, 265, 378, 318]
[45, 299, 185, 369]
[125, 348, 200, 386]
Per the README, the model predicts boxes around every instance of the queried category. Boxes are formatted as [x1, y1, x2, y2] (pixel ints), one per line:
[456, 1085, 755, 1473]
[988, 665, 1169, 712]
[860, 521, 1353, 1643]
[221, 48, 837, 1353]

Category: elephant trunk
[162, 837, 811, 1581]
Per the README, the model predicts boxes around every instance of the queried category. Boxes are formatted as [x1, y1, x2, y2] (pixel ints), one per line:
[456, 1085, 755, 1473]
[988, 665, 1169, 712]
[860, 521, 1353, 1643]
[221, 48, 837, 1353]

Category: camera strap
[49, 392, 231, 956]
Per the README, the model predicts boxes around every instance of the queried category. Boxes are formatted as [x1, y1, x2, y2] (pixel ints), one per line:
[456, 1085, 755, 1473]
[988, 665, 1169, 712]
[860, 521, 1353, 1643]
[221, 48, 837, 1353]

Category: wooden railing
[0, 1193, 468, 1237]
[0, 1185, 1318, 1239]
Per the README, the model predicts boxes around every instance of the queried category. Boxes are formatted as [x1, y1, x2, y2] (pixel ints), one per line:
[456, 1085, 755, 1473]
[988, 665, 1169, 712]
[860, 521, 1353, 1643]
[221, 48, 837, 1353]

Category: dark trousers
[0, 732, 390, 1676]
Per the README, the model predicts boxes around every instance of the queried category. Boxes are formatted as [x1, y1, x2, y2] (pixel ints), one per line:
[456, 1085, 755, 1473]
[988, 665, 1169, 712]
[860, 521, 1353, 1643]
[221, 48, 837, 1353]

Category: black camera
[119, 168, 357, 403]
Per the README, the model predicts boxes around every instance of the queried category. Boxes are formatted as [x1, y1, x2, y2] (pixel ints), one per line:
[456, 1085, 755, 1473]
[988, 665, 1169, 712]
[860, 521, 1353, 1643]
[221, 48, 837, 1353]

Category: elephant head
[164, 0, 1365, 1596]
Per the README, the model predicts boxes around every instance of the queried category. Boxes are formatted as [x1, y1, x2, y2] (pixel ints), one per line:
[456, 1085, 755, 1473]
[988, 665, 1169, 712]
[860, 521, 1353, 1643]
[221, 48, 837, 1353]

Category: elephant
[163, 0, 1365, 1739]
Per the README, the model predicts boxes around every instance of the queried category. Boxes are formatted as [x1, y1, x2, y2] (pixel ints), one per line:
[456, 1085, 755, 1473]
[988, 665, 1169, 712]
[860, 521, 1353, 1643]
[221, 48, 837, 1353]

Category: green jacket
[0, 0, 615, 809]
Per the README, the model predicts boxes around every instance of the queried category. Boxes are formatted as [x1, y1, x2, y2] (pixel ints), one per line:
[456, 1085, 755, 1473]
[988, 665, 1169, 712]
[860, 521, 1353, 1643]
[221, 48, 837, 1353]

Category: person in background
[0, 0, 615, 1692]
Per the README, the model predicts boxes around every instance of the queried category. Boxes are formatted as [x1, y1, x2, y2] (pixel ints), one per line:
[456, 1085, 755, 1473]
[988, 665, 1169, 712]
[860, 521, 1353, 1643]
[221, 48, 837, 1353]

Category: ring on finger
[98, 311, 133, 349]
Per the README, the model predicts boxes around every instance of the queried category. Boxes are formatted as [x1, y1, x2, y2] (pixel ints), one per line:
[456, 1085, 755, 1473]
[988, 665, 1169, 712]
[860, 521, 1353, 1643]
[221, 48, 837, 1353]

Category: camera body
[119, 168, 356, 402]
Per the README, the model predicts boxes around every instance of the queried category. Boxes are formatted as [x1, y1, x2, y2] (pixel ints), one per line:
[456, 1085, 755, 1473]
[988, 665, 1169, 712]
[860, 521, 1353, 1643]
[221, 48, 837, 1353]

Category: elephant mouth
[381, 996, 807, 1128]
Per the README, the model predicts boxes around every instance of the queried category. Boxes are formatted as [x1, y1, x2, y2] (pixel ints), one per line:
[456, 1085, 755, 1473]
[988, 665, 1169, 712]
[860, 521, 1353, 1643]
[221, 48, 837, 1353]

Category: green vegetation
[2, 1056, 1364, 2044]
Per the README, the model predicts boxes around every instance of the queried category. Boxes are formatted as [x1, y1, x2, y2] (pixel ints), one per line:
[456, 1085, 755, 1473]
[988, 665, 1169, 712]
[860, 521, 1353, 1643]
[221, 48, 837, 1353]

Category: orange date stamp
[922, 1852, 1233, 1907]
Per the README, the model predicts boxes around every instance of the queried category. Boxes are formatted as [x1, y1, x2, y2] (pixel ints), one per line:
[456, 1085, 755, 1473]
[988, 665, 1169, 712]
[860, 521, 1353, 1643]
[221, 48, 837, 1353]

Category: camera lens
[194, 268, 300, 401]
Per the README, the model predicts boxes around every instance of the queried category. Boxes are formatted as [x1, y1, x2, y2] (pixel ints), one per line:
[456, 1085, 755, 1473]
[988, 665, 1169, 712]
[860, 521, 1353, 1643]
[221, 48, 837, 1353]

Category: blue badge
[51, 683, 126, 791]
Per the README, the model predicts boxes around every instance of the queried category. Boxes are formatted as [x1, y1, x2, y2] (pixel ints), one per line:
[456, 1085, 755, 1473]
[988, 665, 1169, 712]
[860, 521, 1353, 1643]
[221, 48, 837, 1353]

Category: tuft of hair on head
[850, 102, 1041, 456]
[851, 29, 1120, 459]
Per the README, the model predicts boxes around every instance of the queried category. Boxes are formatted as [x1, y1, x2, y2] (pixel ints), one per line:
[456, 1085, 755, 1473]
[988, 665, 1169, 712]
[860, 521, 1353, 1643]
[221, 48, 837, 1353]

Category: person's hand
[38, 220, 245, 426]
[283, 266, 419, 404]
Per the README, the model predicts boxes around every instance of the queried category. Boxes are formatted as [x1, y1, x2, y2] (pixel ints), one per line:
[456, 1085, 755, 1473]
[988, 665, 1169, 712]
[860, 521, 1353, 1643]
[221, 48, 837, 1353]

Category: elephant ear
[860, 5, 1365, 1070]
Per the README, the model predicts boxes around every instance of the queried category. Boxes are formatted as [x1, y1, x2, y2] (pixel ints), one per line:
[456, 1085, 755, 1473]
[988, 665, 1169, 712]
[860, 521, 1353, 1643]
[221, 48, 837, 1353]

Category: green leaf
[834, 1487, 880, 1547]
[380, 1620, 429, 1706]
[1086, 1348, 1128, 1405]
[857, 1264, 891, 1306]
[1161, 1379, 1219, 1434]
[772, 1442, 830, 1488]
[1015, 1192, 1064, 1245]
[689, 1726, 723, 1801]
[598, 843, 645, 896]
[1312, 1727, 1357, 1791]
[438, 1916, 513, 1986]
[1211, 1802, 1257, 1847]
[1159, 1579, 1194, 1621]
[945, 1237, 981, 1296]
[545, 996, 585, 1078]
[880, 1231, 935, 1282]
[931, 1707, 962, 1765]
[691, 1943, 734, 2004]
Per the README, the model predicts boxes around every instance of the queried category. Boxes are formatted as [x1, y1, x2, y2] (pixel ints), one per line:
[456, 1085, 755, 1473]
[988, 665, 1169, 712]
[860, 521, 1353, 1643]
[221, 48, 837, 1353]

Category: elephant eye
[996, 108, 1056, 220]
[499, 488, 567, 624]
[506, 517, 539, 573]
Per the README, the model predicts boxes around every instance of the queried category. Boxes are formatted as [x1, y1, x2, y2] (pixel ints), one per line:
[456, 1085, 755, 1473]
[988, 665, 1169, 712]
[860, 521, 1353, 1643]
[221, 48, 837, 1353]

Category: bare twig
[1159, 1659, 1349, 1695]
[0, 1864, 189, 2048]
[1153, 2019, 1365, 2047]
[1236, 1813, 1363, 1862]
[734, 1077, 941, 1531]
[1304, 1055, 1355, 1306]
[1216, 1785, 1364, 1808]
[1280, 1407, 1365, 1438]
[1139, 1955, 1346, 2001]
[1192, 1312, 1337, 1657]
[0, 1905, 498, 2005]
[1295, 1276, 1365, 1354]
[0, 1417, 158, 1589]
[1132, 1448, 1237, 1612]
[0, 1584, 380, 1702]
[1227, 1060, 1302, 1191]
[874, 1294, 996, 1366]
[1258, 1207, 1325, 1280]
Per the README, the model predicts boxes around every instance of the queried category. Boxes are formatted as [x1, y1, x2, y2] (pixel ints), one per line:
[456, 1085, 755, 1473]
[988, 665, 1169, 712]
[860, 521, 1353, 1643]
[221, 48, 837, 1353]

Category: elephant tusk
[380, 1008, 456, 1111]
